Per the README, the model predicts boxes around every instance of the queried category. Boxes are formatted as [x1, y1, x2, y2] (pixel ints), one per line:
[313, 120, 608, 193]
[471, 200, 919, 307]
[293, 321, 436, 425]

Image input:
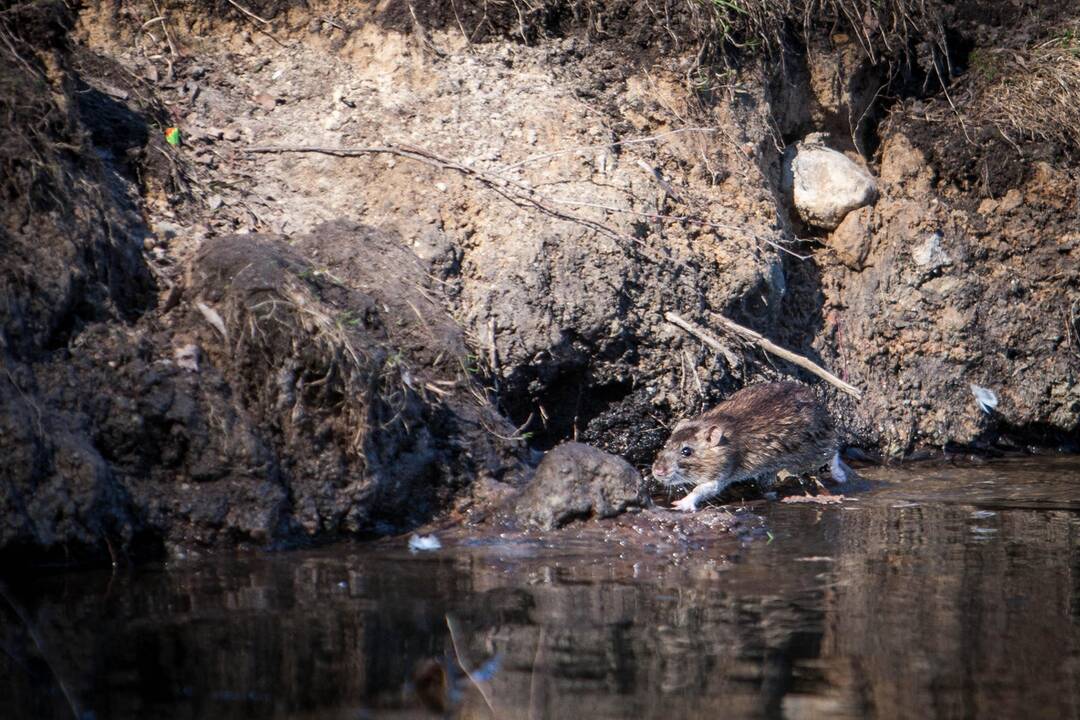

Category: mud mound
[188, 227, 523, 536]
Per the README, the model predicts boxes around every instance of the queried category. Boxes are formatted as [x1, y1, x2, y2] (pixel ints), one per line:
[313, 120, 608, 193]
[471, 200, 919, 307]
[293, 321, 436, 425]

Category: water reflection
[2, 458, 1079, 719]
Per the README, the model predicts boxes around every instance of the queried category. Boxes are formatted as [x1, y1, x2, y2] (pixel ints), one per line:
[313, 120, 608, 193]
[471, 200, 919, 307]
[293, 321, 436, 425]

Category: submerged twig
[445, 614, 499, 718]
[0, 582, 84, 720]
[665, 311, 862, 398]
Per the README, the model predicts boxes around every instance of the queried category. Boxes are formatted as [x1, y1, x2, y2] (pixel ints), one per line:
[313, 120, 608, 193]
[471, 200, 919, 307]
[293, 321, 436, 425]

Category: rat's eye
[680, 446, 693, 457]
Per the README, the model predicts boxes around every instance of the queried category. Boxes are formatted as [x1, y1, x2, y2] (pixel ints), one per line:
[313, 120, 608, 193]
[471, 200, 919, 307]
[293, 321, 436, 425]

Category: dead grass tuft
[689, 0, 945, 62]
[957, 23, 1080, 151]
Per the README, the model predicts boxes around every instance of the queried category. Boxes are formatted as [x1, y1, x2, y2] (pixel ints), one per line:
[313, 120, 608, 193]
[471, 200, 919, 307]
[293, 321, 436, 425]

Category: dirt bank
[1, 0, 1077, 563]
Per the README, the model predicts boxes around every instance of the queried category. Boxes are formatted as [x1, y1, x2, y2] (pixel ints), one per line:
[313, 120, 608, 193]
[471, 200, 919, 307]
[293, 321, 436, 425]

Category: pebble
[156, 221, 183, 239]
[174, 344, 201, 372]
[253, 92, 279, 111]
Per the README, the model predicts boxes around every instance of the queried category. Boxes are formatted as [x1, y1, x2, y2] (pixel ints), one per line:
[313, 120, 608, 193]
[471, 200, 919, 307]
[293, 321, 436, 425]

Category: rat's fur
[652, 382, 846, 511]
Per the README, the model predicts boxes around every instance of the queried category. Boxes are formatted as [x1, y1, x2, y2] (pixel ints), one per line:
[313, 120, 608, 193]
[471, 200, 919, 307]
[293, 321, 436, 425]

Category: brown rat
[652, 382, 849, 511]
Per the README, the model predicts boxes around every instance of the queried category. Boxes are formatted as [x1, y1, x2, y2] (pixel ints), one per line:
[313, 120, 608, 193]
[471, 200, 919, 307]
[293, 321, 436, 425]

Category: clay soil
[0, 0, 1077, 563]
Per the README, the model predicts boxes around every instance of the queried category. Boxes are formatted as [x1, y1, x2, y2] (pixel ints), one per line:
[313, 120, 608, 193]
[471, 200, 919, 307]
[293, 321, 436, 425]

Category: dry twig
[243, 141, 807, 258]
[245, 143, 627, 241]
[665, 311, 862, 398]
[227, 0, 270, 26]
[149, 0, 177, 58]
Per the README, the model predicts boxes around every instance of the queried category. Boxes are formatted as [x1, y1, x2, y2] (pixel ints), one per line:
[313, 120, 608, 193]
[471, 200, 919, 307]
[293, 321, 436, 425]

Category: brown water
[3, 457, 1080, 719]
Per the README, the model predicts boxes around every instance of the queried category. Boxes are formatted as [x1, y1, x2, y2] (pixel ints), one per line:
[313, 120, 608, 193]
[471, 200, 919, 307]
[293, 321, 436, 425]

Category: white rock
[912, 231, 951, 268]
[174, 344, 201, 372]
[785, 138, 878, 229]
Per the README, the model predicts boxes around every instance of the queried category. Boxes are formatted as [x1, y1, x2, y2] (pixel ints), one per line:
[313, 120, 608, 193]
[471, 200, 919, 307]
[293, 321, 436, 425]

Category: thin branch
[244, 143, 627, 241]
[445, 615, 498, 718]
[149, 0, 177, 58]
[243, 142, 808, 258]
[665, 311, 862, 399]
[0, 582, 84, 720]
[541, 195, 809, 258]
[502, 126, 717, 171]
[0, 22, 42, 80]
[227, 0, 270, 25]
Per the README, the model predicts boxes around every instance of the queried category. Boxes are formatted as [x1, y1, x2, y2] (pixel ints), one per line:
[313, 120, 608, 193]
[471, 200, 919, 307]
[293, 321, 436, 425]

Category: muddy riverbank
[1, 0, 1078, 561]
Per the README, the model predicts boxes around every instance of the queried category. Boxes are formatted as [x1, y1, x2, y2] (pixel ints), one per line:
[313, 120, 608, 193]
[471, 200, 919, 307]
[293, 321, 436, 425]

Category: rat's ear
[706, 425, 728, 446]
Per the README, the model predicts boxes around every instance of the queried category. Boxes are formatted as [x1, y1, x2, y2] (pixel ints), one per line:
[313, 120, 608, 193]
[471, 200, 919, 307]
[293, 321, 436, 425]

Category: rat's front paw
[672, 494, 699, 512]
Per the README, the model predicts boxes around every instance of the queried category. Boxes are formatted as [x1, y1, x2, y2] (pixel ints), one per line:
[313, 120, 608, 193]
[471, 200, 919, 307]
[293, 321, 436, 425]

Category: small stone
[435, 182, 448, 192]
[999, 188, 1023, 213]
[208, 195, 223, 211]
[977, 198, 999, 215]
[970, 384, 998, 413]
[829, 206, 873, 270]
[911, 231, 951, 269]
[323, 110, 345, 130]
[143, 237, 156, 251]
[174, 343, 201, 372]
[253, 92, 279, 111]
[879, 133, 926, 185]
[784, 136, 878, 230]
[407, 534, 441, 552]
[156, 221, 183, 239]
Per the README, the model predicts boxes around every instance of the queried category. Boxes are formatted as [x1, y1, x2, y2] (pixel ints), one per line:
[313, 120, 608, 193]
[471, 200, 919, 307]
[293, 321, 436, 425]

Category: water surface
[3, 457, 1079, 719]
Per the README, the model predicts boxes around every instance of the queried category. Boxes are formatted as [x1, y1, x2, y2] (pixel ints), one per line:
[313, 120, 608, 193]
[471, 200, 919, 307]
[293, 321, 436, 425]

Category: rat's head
[651, 418, 736, 487]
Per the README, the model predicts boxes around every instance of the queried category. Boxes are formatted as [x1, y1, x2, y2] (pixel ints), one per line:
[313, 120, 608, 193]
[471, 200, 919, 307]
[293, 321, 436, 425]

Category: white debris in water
[970, 384, 999, 414]
[408, 534, 441, 552]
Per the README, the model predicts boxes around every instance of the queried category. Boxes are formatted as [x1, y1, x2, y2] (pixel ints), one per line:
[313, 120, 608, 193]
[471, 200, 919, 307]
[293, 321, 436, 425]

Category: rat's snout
[652, 457, 670, 479]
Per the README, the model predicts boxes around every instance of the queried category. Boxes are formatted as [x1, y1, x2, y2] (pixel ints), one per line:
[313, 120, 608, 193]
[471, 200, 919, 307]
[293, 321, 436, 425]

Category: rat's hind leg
[829, 451, 851, 483]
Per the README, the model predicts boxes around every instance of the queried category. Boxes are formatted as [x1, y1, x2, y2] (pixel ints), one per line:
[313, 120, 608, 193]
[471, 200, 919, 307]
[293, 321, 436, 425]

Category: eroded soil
[0, 0, 1077, 562]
